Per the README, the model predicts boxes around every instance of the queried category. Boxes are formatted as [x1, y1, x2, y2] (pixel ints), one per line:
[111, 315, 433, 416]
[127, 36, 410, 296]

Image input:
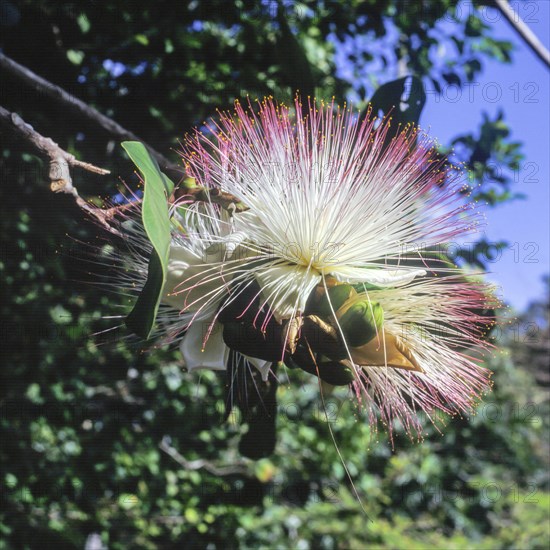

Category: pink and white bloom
[111, 97, 496, 437]
[181, 98, 477, 325]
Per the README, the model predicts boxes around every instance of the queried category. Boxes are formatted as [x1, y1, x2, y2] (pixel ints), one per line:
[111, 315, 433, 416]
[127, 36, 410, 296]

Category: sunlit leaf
[122, 141, 172, 338]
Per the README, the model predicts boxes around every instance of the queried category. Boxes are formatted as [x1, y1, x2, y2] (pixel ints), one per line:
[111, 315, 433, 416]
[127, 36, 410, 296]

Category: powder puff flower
[111, 97, 496, 438]
[181, 97, 477, 327]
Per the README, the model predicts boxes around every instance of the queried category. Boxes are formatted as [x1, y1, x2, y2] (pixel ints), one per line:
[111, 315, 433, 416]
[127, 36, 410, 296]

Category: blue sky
[421, 1, 550, 311]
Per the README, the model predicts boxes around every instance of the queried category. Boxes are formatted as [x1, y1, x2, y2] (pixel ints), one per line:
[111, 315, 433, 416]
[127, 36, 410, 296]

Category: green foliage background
[1, 1, 548, 548]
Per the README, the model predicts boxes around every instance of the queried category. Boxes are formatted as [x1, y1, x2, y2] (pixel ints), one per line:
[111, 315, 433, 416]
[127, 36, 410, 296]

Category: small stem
[159, 436, 253, 477]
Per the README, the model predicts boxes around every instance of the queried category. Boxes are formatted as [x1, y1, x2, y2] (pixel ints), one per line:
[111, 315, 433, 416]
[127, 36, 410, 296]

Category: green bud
[309, 283, 356, 317]
[352, 282, 382, 293]
[182, 177, 197, 189]
[338, 300, 384, 348]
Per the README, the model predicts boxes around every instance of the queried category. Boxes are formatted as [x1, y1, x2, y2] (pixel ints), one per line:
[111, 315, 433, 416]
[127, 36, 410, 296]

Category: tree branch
[159, 436, 253, 477]
[0, 52, 181, 174]
[0, 54, 247, 213]
[0, 104, 125, 233]
[493, 0, 550, 68]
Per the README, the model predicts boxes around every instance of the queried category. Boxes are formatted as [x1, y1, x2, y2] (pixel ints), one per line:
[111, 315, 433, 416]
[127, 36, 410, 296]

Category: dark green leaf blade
[125, 248, 164, 338]
[368, 75, 426, 127]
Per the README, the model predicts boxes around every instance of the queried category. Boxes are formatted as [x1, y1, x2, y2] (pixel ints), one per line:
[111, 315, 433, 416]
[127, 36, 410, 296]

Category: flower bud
[301, 315, 347, 360]
[337, 299, 384, 348]
[307, 283, 357, 317]
[315, 361, 355, 385]
[182, 177, 197, 189]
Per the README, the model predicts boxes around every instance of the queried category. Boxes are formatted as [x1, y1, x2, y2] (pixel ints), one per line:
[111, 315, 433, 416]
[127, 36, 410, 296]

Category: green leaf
[127, 249, 165, 338]
[122, 141, 172, 338]
[77, 14, 91, 34]
[134, 34, 149, 46]
[366, 76, 426, 153]
[66, 49, 85, 65]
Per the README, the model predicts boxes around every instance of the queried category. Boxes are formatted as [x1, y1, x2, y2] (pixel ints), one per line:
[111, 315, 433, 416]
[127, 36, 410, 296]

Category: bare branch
[0, 104, 123, 232]
[1, 104, 247, 220]
[0, 54, 246, 213]
[0, 52, 181, 174]
[493, 0, 550, 68]
[159, 436, 253, 477]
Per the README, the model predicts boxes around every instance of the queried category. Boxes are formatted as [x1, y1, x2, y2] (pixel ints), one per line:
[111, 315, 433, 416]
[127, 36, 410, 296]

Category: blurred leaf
[135, 33, 149, 46]
[66, 49, 84, 65]
[77, 13, 90, 34]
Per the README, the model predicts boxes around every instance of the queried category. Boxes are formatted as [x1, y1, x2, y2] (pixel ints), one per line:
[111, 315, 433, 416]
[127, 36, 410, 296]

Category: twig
[0, 104, 122, 232]
[159, 436, 253, 477]
[0, 52, 180, 174]
[1, 54, 246, 213]
[0, 105, 247, 228]
[493, 0, 550, 68]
